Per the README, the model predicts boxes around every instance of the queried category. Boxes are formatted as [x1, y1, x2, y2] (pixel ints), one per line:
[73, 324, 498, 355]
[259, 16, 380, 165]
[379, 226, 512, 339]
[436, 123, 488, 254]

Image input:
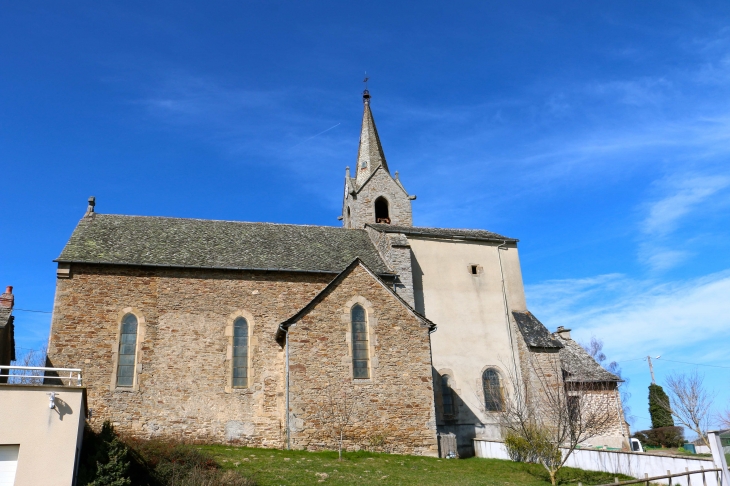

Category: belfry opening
[375, 196, 390, 224]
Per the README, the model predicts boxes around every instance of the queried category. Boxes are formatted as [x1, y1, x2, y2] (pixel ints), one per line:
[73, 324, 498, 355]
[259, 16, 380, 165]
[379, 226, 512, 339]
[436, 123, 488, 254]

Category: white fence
[0, 365, 83, 386]
[474, 439, 723, 486]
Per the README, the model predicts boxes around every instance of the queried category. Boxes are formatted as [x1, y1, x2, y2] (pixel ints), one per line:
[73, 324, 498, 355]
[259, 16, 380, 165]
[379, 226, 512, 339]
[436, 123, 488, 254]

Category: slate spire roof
[355, 90, 389, 187]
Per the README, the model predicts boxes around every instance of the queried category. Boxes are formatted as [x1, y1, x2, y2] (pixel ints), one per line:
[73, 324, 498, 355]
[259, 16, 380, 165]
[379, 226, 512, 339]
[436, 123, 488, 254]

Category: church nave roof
[56, 213, 391, 275]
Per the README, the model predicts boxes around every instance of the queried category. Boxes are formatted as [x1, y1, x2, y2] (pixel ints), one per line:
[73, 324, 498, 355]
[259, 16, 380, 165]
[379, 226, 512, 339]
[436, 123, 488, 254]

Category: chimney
[0, 286, 14, 310]
[556, 326, 571, 340]
[85, 196, 96, 216]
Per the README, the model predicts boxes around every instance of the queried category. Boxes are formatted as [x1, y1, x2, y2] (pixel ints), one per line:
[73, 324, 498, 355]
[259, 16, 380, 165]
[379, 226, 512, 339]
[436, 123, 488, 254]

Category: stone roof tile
[556, 336, 621, 382]
[56, 214, 391, 275]
[367, 224, 516, 242]
[513, 311, 564, 349]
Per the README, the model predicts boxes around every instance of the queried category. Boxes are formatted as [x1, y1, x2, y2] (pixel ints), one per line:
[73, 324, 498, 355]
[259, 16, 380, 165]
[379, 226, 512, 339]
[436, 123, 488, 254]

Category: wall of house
[0, 385, 86, 486]
[408, 237, 526, 456]
[579, 386, 628, 449]
[287, 265, 438, 456]
[48, 264, 332, 447]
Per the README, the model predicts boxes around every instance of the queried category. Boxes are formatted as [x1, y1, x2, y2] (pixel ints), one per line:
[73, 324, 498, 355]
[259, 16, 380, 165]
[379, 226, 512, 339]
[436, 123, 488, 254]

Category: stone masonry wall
[346, 169, 412, 229]
[365, 226, 415, 307]
[576, 385, 628, 448]
[287, 265, 438, 456]
[514, 329, 627, 448]
[48, 263, 331, 446]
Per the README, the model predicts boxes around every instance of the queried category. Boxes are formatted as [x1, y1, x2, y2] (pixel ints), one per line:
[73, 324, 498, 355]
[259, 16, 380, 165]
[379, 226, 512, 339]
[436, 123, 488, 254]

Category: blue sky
[1, 1, 729, 433]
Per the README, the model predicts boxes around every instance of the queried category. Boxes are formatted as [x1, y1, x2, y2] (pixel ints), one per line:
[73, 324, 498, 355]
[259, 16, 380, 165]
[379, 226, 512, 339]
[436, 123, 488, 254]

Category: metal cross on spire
[362, 72, 371, 103]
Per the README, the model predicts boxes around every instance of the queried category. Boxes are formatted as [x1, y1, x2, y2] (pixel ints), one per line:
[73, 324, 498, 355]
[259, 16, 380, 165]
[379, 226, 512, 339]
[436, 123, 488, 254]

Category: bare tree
[9, 346, 47, 384]
[581, 336, 634, 425]
[492, 354, 618, 486]
[310, 381, 360, 461]
[718, 409, 730, 429]
[661, 371, 715, 449]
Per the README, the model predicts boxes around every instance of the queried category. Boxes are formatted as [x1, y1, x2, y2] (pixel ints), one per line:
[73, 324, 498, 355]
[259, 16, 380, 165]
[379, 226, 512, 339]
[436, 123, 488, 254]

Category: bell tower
[341, 90, 415, 229]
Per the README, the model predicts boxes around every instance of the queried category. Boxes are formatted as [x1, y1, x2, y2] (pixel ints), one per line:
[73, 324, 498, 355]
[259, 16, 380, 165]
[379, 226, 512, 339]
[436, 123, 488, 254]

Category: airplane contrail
[289, 123, 340, 149]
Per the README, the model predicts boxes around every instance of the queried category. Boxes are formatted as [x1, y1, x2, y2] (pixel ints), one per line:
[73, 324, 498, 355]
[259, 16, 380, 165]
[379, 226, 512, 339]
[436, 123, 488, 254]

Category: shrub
[77, 422, 131, 486]
[503, 426, 561, 466]
[632, 426, 684, 448]
[504, 430, 537, 463]
[77, 423, 255, 486]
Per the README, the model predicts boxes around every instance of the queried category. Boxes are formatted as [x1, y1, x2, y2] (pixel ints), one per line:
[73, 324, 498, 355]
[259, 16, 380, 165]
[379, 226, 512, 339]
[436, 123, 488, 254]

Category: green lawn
[198, 445, 635, 486]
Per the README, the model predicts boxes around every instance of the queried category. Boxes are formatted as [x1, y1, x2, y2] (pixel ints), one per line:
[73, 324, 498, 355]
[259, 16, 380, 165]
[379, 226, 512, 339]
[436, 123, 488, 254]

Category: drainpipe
[496, 241, 521, 388]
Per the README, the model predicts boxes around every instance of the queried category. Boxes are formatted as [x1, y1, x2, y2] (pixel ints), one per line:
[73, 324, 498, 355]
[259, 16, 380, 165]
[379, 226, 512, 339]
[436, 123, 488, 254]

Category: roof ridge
[91, 213, 361, 230]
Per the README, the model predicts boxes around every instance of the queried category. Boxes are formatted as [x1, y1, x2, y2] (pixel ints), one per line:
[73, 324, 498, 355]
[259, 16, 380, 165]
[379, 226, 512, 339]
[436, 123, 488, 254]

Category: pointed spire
[355, 90, 389, 186]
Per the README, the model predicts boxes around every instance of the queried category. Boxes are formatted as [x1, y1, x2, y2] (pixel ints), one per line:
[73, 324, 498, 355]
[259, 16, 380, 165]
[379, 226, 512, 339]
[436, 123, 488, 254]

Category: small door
[0, 445, 19, 486]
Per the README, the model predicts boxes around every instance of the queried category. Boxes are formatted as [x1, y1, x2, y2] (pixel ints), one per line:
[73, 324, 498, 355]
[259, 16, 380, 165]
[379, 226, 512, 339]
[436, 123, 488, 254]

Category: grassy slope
[199, 446, 635, 486]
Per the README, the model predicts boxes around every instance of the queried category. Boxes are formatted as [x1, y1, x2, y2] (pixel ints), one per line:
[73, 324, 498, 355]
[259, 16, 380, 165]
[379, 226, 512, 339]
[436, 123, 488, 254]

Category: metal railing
[583, 466, 725, 486]
[0, 365, 83, 386]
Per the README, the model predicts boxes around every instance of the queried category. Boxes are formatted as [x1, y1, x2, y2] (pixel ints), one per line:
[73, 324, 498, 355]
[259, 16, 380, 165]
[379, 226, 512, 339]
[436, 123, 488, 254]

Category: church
[47, 89, 627, 457]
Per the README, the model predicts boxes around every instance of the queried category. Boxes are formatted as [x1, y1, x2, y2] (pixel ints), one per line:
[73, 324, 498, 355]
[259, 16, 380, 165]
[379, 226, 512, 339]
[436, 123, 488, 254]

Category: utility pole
[647, 355, 656, 384]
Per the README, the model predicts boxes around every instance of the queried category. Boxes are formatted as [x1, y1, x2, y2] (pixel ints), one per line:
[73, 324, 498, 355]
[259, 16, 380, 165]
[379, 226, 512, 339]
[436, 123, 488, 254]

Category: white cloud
[526, 270, 730, 363]
[642, 175, 730, 237]
[634, 174, 730, 271]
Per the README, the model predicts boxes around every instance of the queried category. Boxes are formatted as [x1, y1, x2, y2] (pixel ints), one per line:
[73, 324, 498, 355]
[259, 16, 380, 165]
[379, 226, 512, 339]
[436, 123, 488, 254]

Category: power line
[617, 357, 648, 363]
[619, 356, 730, 370]
[13, 308, 52, 314]
[655, 358, 730, 370]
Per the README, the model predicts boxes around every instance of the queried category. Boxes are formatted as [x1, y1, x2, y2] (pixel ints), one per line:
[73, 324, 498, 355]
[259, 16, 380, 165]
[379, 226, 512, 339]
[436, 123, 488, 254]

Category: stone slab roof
[56, 214, 391, 275]
[367, 224, 517, 243]
[556, 336, 621, 382]
[513, 311, 564, 349]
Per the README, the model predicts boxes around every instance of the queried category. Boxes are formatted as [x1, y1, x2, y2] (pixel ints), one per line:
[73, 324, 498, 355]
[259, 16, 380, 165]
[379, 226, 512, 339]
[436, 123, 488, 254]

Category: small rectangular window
[471, 265, 478, 275]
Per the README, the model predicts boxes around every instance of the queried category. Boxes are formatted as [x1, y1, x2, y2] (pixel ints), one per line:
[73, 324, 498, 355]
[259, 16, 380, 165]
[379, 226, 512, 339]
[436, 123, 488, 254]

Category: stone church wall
[286, 265, 438, 456]
[48, 264, 331, 446]
[364, 226, 415, 307]
[346, 168, 412, 229]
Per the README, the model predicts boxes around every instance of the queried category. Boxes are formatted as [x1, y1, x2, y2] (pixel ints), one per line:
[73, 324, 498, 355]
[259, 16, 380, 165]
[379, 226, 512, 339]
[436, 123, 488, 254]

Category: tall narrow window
[374, 197, 390, 224]
[441, 375, 455, 417]
[232, 317, 249, 388]
[351, 304, 370, 379]
[116, 313, 138, 387]
[482, 368, 503, 412]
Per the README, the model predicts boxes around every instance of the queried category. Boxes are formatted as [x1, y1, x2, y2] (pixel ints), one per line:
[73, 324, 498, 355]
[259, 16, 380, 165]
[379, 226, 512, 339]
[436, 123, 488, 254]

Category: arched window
[441, 375, 455, 417]
[116, 313, 138, 387]
[482, 368, 503, 412]
[374, 197, 390, 224]
[232, 317, 249, 388]
[351, 304, 370, 379]
[347, 207, 351, 228]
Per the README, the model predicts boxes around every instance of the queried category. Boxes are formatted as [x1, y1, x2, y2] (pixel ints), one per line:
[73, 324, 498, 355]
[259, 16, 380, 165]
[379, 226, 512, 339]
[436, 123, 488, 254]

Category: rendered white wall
[0, 385, 85, 486]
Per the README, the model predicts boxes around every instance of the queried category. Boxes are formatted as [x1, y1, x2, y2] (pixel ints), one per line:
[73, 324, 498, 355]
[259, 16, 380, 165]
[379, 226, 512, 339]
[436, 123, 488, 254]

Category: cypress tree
[648, 383, 674, 429]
